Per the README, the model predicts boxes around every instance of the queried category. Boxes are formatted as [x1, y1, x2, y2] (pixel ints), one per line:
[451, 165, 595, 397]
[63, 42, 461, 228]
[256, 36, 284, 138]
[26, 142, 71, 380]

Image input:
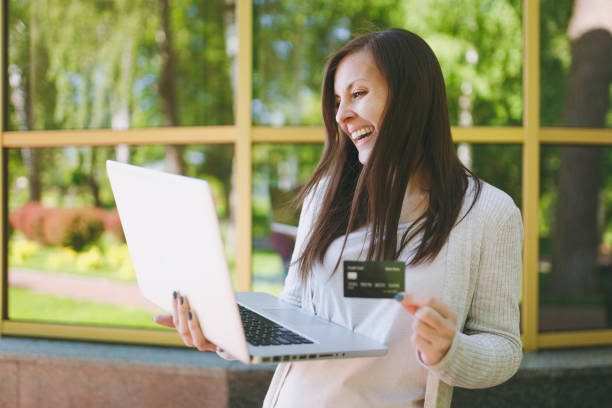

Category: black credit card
[343, 260, 405, 298]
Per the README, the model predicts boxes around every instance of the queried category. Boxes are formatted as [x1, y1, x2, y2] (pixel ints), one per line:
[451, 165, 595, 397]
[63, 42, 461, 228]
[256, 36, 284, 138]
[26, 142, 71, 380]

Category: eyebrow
[334, 78, 369, 97]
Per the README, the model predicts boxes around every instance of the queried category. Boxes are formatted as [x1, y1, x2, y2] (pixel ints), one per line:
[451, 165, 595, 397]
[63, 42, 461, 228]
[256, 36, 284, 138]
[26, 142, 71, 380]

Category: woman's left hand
[395, 293, 457, 365]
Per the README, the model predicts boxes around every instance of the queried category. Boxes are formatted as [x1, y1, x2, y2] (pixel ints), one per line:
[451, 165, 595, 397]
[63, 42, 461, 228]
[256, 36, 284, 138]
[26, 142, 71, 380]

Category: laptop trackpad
[262, 308, 320, 327]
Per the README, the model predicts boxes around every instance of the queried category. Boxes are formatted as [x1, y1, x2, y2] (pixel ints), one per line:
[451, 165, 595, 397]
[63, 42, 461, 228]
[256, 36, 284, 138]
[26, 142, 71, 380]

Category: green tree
[253, 0, 404, 125]
[547, 0, 612, 297]
[8, 0, 235, 213]
[252, 0, 523, 208]
[404, 0, 523, 127]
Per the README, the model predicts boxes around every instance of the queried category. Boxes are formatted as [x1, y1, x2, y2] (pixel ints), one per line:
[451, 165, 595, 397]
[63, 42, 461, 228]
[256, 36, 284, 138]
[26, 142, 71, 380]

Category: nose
[335, 100, 354, 125]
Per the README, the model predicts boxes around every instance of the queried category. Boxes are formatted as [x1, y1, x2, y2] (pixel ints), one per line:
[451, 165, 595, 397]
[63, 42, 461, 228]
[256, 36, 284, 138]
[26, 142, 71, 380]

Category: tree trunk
[21, 148, 41, 202]
[158, 0, 184, 175]
[549, 27, 612, 297]
[87, 148, 102, 207]
[22, 9, 41, 202]
[201, 146, 234, 217]
[115, 144, 130, 163]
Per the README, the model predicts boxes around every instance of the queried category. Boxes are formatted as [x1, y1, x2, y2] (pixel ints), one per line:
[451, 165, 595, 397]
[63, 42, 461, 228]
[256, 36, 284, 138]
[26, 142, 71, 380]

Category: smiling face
[334, 50, 389, 164]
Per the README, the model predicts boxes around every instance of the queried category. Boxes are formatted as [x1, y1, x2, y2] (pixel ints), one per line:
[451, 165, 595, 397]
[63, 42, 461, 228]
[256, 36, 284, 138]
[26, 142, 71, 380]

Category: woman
[155, 29, 523, 408]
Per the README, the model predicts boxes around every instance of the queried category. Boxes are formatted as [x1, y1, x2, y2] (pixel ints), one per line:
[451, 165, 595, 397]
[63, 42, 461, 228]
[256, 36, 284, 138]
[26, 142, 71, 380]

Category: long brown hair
[295, 29, 481, 282]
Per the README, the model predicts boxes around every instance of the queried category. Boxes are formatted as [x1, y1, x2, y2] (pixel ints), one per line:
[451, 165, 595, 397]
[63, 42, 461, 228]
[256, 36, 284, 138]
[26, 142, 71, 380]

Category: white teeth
[350, 127, 374, 141]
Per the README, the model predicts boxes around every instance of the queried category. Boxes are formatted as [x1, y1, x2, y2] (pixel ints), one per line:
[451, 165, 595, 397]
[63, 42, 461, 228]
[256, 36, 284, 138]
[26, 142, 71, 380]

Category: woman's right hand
[152, 291, 218, 352]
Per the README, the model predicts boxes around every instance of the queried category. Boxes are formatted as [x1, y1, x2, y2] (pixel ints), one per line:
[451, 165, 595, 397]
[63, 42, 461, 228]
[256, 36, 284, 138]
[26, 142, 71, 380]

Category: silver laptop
[106, 160, 387, 364]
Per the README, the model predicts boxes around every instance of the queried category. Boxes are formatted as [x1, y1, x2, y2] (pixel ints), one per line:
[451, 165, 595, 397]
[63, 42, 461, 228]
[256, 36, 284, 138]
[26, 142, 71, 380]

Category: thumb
[152, 314, 175, 328]
[394, 293, 419, 315]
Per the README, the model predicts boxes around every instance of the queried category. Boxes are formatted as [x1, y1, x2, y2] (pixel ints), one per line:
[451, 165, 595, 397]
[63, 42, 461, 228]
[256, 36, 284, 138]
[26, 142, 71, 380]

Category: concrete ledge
[453, 347, 612, 407]
[0, 337, 274, 408]
[2, 337, 612, 407]
[0, 336, 274, 371]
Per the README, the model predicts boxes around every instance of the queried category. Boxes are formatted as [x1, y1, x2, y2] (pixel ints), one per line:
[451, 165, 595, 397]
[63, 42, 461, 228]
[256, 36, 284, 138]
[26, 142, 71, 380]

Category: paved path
[8, 268, 162, 312]
[7, 268, 610, 331]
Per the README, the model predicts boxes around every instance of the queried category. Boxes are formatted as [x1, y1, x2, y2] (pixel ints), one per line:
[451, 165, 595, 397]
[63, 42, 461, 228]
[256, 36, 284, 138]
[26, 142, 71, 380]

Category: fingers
[172, 291, 215, 352]
[152, 314, 175, 328]
[395, 293, 457, 322]
[396, 293, 457, 366]
[177, 293, 194, 347]
[420, 297, 456, 322]
[411, 317, 454, 366]
[414, 307, 456, 337]
[216, 347, 239, 361]
[394, 293, 420, 314]
[414, 306, 441, 329]
[171, 290, 179, 328]
[411, 317, 438, 341]
[187, 309, 217, 352]
[411, 333, 438, 365]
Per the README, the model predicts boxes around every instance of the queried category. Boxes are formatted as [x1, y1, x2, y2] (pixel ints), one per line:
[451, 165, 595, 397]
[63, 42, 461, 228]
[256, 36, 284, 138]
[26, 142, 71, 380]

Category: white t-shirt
[266, 186, 445, 407]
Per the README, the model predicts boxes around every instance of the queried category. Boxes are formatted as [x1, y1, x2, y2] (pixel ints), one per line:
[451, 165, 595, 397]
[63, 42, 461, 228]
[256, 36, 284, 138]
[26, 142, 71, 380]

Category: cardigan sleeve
[278, 182, 325, 307]
[424, 203, 524, 388]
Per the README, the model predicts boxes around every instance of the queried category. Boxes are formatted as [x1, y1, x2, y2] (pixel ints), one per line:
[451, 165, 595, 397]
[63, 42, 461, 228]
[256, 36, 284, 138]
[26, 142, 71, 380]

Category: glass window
[253, 0, 522, 127]
[541, 0, 612, 128]
[7, 0, 235, 131]
[251, 142, 522, 296]
[457, 143, 522, 208]
[7, 144, 235, 327]
[460, 143, 523, 332]
[251, 143, 324, 294]
[407, 1, 523, 127]
[539, 145, 612, 332]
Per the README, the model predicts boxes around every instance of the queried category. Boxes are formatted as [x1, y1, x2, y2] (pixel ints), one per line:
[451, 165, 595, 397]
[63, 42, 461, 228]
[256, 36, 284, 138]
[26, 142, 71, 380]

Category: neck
[399, 178, 428, 224]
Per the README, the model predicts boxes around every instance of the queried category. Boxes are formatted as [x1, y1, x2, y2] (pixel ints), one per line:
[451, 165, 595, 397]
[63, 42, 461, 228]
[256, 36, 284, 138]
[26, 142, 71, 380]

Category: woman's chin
[356, 134, 375, 164]
[358, 149, 372, 165]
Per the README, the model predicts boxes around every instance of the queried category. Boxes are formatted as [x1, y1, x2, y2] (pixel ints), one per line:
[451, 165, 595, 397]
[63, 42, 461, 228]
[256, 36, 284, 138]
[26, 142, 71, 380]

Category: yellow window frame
[1, 0, 612, 350]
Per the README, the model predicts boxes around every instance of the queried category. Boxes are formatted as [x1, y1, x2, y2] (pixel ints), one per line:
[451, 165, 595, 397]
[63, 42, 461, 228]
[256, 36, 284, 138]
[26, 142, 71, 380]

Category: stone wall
[1, 338, 612, 407]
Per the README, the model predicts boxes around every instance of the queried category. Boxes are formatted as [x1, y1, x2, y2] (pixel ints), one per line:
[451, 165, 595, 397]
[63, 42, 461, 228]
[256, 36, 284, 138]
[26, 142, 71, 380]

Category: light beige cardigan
[420, 181, 523, 407]
[264, 180, 523, 408]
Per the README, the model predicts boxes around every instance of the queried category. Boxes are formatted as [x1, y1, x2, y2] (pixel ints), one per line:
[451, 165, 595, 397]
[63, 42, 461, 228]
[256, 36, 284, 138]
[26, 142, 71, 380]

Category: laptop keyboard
[238, 305, 314, 346]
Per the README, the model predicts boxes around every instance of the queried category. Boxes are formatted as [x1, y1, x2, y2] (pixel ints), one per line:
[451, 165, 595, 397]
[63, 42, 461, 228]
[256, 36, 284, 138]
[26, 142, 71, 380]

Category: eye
[352, 90, 366, 98]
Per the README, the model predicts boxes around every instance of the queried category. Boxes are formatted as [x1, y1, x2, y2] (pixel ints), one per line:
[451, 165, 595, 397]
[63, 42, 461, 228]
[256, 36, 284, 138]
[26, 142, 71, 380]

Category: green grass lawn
[8, 287, 170, 330]
[8, 247, 287, 328]
[10, 241, 135, 281]
[8, 240, 287, 327]
[252, 248, 285, 296]
[252, 281, 285, 297]
[12, 237, 285, 286]
[252, 248, 284, 277]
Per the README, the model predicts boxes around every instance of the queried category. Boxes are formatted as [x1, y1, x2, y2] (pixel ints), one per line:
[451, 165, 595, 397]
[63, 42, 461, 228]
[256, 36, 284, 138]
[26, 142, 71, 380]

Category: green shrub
[43, 208, 104, 251]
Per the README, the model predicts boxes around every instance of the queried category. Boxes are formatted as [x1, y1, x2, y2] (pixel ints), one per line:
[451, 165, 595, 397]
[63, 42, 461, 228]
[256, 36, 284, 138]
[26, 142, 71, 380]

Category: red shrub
[9, 202, 48, 242]
[42, 208, 104, 251]
[10, 203, 105, 251]
[102, 210, 125, 242]
[10, 203, 128, 250]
